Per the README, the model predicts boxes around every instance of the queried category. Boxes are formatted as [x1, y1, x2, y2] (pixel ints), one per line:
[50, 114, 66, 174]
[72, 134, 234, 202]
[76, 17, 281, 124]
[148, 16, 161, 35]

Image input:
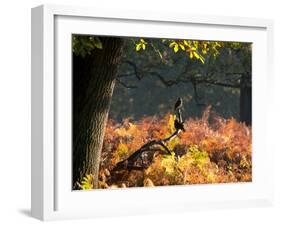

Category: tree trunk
[240, 73, 252, 126]
[72, 37, 124, 188]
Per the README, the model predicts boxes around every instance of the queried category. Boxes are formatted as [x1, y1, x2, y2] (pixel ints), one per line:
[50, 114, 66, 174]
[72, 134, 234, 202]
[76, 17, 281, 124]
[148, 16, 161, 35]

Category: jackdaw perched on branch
[174, 97, 183, 111]
[174, 97, 183, 123]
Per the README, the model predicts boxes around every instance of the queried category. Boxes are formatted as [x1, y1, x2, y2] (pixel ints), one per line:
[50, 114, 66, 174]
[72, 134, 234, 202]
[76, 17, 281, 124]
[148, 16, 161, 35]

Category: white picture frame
[31, 4, 274, 221]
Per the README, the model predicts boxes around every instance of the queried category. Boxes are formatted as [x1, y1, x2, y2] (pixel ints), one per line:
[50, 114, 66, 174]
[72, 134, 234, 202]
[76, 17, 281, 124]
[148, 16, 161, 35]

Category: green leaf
[94, 37, 103, 49]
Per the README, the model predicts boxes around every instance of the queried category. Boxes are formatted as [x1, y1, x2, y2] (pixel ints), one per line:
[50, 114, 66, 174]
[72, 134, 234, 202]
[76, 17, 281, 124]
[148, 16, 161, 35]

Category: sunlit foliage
[85, 107, 252, 189]
[72, 35, 232, 65]
[135, 38, 147, 51]
[133, 38, 225, 64]
[72, 35, 103, 57]
[77, 174, 94, 190]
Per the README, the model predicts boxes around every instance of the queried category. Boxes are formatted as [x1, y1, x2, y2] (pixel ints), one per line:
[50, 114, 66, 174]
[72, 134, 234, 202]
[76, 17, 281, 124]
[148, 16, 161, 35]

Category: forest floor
[79, 108, 252, 189]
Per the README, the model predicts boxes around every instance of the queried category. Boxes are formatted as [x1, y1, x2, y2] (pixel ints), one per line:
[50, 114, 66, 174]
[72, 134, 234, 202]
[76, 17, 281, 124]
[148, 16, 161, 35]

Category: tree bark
[72, 37, 124, 188]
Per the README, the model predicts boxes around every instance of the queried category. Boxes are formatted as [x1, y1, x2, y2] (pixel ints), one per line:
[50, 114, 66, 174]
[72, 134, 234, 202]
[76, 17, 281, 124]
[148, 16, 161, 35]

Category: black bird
[174, 97, 183, 111]
[174, 119, 185, 132]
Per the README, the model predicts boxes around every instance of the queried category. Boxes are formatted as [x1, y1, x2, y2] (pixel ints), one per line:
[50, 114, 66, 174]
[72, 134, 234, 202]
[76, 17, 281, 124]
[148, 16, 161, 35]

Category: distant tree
[118, 38, 251, 124]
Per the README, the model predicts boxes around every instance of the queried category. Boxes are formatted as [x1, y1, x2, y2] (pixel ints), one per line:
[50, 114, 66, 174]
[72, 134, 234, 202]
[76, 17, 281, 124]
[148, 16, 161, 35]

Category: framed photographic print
[31, 4, 274, 221]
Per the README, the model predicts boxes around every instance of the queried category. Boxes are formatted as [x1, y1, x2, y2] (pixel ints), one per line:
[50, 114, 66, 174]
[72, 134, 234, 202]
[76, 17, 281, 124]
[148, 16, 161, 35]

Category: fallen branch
[112, 101, 185, 172]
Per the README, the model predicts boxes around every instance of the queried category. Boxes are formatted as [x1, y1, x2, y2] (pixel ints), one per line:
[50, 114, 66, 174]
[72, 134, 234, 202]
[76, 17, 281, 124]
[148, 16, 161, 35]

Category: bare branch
[149, 71, 179, 87]
[203, 80, 240, 88]
[117, 73, 135, 78]
[112, 103, 184, 172]
[116, 78, 137, 89]
[122, 60, 142, 80]
[121, 59, 243, 89]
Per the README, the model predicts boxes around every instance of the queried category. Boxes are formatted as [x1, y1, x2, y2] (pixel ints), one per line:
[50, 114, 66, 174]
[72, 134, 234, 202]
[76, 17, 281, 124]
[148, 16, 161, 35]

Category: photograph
[72, 35, 252, 190]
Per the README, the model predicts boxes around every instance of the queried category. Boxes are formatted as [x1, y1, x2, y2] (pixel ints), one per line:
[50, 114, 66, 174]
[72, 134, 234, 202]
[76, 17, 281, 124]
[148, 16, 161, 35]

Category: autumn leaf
[136, 44, 142, 51]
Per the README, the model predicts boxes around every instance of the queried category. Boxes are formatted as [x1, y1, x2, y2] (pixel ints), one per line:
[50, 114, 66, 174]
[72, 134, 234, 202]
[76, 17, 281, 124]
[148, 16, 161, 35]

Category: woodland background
[110, 38, 250, 123]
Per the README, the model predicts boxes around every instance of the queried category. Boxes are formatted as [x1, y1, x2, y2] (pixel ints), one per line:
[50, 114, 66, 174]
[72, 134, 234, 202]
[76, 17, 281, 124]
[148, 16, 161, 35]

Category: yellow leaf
[179, 44, 185, 50]
[199, 56, 205, 64]
[168, 114, 177, 132]
[193, 51, 200, 59]
[193, 41, 199, 48]
[117, 143, 129, 159]
[142, 43, 146, 50]
[215, 42, 221, 47]
[174, 44, 179, 53]
[161, 153, 176, 174]
[183, 40, 190, 47]
[136, 44, 141, 51]
[79, 174, 94, 190]
[169, 41, 176, 48]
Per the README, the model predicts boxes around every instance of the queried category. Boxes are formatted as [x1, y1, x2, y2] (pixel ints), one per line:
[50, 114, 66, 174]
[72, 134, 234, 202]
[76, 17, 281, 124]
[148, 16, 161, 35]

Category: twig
[116, 78, 138, 89]
[122, 60, 142, 80]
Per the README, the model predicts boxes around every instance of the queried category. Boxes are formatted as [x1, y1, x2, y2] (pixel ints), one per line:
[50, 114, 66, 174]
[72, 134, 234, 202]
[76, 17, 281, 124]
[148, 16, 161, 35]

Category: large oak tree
[72, 37, 124, 188]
